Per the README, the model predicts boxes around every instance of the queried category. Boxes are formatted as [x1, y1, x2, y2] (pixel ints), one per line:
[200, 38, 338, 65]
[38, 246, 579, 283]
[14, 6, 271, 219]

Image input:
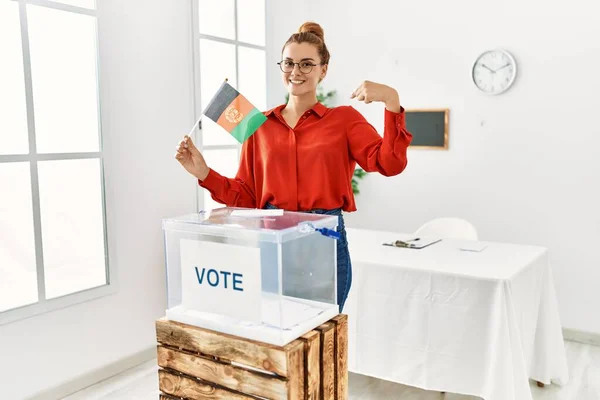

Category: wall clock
[472, 49, 517, 95]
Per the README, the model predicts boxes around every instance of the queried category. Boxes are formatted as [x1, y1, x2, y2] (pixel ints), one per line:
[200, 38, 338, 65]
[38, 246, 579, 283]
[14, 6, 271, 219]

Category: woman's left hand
[351, 80, 401, 113]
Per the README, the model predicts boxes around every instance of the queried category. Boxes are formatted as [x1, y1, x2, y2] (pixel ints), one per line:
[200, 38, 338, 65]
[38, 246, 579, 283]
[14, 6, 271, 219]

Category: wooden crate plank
[316, 322, 335, 400]
[157, 345, 287, 399]
[332, 314, 348, 400]
[159, 369, 255, 400]
[300, 330, 321, 400]
[285, 340, 305, 400]
[156, 318, 289, 377]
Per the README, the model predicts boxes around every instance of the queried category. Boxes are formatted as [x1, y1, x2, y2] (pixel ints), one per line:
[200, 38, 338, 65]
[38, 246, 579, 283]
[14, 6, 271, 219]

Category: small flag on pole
[202, 81, 267, 144]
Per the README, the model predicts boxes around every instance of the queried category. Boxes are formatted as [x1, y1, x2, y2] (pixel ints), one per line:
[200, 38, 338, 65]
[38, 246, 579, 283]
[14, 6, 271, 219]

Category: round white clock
[472, 49, 517, 95]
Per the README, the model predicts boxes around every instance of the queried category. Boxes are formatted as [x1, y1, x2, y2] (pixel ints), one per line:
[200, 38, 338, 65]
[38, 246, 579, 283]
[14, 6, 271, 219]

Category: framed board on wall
[405, 109, 449, 149]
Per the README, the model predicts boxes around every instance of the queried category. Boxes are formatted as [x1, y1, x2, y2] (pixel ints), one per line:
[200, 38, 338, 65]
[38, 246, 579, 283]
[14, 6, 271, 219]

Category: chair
[414, 217, 478, 240]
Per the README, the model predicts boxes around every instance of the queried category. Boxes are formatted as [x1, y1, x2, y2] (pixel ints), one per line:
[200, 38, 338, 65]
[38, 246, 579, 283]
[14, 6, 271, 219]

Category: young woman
[176, 22, 412, 312]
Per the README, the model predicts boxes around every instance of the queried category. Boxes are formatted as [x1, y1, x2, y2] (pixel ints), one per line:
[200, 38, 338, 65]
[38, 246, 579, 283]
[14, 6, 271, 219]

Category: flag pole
[187, 114, 202, 138]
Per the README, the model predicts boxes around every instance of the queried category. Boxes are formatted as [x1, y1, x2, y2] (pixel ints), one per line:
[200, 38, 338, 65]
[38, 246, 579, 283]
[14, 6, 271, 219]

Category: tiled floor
[62, 340, 600, 400]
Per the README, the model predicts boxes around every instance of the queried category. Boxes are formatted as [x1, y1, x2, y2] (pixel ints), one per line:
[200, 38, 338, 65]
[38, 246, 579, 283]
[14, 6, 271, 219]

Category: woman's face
[280, 42, 327, 98]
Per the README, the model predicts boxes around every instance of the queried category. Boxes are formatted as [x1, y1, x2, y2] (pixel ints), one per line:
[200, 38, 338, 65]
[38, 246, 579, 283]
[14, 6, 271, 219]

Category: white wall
[0, 1, 196, 398]
[266, 0, 309, 108]
[268, 0, 600, 334]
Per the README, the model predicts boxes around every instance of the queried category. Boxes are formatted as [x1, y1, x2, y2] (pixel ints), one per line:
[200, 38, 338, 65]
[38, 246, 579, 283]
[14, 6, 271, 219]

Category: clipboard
[383, 238, 441, 249]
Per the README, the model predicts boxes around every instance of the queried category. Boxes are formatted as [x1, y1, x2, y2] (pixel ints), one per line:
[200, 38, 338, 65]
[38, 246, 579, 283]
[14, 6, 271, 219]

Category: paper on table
[458, 243, 487, 252]
[230, 209, 284, 217]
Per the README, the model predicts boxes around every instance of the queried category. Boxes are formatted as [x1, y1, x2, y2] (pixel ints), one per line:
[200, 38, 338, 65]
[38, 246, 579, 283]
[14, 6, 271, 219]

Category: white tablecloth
[344, 228, 569, 400]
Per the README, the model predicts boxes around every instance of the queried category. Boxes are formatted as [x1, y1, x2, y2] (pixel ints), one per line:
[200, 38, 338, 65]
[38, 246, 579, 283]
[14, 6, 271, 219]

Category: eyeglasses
[277, 60, 322, 74]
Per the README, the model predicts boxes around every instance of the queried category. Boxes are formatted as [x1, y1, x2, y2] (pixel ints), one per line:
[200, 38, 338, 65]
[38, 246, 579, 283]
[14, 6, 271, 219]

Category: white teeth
[290, 80, 305, 84]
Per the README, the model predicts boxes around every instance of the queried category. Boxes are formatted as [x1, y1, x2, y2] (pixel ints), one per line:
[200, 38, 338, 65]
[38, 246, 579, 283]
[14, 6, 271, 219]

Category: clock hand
[481, 64, 495, 73]
[495, 63, 511, 71]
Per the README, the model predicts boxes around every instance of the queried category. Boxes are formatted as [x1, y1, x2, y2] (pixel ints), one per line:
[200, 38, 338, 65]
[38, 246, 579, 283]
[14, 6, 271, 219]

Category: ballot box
[162, 207, 340, 346]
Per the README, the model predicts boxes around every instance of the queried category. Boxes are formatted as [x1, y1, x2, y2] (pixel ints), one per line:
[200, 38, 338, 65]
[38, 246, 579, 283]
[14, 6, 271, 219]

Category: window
[0, 0, 109, 324]
[193, 0, 267, 211]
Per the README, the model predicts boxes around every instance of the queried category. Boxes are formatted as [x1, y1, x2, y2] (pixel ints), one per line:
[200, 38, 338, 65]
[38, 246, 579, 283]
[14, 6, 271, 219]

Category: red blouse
[199, 102, 412, 212]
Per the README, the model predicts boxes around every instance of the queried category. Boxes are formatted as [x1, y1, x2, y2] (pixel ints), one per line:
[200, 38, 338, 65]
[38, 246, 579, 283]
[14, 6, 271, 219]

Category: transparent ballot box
[162, 207, 340, 346]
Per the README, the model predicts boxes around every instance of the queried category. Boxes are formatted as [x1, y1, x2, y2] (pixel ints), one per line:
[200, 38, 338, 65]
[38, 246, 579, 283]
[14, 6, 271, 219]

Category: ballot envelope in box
[162, 207, 340, 346]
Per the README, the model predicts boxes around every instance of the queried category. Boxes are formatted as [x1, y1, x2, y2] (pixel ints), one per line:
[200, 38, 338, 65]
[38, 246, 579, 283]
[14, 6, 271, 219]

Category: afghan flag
[203, 81, 267, 144]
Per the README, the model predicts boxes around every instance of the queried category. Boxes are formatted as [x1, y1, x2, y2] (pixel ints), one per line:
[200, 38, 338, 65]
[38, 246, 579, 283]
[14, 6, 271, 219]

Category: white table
[344, 228, 569, 400]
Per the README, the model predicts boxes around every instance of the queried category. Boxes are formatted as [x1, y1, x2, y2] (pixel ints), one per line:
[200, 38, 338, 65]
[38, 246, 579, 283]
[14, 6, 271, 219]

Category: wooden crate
[155, 314, 348, 400]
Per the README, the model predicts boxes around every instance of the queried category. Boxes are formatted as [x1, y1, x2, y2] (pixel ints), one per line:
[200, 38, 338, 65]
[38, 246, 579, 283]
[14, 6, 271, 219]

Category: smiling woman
[175, 21, 413, 312]
[279, 22, 330, 99]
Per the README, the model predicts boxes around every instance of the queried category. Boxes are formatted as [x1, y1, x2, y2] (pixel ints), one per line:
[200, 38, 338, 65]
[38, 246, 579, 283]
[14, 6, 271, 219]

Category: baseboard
[563, 327, 600, 347]
[27, 346, 157, 400]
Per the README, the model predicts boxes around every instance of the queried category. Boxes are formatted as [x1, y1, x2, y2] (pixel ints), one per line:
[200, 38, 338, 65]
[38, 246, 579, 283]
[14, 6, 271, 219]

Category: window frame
[0, 0, 113, 325]
[191, 0, 268, 212]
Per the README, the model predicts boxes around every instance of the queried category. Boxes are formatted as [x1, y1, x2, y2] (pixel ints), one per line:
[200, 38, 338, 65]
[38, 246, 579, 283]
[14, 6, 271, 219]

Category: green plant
[351, 167, 367, 194]
[286, 86, 367, 195]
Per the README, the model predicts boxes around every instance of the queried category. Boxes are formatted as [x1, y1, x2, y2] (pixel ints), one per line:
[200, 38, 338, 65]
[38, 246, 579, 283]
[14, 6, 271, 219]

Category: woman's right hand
[175, 135, 210, 180]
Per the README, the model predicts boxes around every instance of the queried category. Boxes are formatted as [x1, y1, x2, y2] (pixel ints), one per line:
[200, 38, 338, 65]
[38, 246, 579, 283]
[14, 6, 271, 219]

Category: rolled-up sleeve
[346, 106, 413, 176]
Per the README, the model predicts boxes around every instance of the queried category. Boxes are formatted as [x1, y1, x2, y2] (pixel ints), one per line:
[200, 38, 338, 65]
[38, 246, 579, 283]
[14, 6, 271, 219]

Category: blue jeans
[264, 203, 352, 313]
